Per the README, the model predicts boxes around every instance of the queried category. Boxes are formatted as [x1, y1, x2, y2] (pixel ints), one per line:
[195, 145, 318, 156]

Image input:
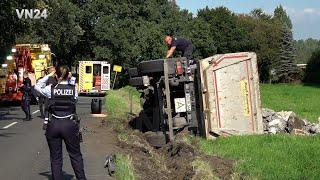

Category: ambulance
[77, 61, 111, 96]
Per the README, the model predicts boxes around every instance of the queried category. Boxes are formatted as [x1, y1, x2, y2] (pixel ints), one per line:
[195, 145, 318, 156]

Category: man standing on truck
[165, 34, 194, 61]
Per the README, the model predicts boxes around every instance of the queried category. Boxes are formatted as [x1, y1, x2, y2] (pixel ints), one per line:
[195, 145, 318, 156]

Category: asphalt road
[0, 97, 114, 180]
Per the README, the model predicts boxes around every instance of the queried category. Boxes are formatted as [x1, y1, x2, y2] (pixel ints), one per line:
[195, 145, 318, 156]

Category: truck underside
[129, 52, 263, 146]
[129, 58, 204, 145]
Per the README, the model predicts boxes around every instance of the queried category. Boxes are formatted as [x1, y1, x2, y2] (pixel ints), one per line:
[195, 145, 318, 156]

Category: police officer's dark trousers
[39, 95, 45, 118]
[183, 44, 195, 60]
[46, 118, 86, 180]
[21, 95, 31, 119]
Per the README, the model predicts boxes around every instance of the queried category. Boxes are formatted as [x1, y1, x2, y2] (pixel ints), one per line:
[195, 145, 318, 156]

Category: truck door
[101, 63, 110, 90]
[83, 63, 93, 91]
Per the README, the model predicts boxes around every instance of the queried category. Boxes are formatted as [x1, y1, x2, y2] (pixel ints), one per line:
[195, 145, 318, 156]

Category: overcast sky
[176, 0, 320, 40]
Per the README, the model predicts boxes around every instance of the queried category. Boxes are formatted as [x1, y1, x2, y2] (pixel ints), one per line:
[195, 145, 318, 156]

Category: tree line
[0, 0, 318, 83]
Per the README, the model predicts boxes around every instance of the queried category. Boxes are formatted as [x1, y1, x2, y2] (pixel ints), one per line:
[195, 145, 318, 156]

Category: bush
[304, 49, 320, 83]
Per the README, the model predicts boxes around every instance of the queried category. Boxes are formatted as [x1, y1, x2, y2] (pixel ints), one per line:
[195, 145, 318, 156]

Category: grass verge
[107, 84, 320, 179]
[115, 154, 135, 180]
[106, 86, 140, 120]
[106, 86, 140, 179]
[197, 84, 320, 179]
[261, 83, 320, 122]
[198, 135, 320, 180]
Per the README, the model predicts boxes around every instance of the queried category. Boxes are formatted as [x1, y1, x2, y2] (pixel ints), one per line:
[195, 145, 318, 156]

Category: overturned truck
[129, 52, 263, 145]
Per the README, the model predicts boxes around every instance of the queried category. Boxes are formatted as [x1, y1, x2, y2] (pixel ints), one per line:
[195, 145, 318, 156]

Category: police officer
[35, 66, 86, 180]
[164, 34, 194, 60]
[20, 72, 32, 121]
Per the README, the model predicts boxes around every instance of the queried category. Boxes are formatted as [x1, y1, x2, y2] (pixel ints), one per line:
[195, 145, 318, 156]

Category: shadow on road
[39, 171, 74, 180]
[0, 132, 17, 137]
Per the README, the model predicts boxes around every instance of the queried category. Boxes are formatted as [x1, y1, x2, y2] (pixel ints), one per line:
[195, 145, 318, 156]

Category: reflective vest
[49, 84, 76, 117]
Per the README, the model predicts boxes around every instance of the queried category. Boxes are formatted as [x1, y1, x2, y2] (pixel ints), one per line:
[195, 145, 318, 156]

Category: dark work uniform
[44, 77, 58, 120]
[21, 77, 32, 120]
[170, 37, 194, 60]
[46, 84, 86, 180]
[37, 77, 45, 118]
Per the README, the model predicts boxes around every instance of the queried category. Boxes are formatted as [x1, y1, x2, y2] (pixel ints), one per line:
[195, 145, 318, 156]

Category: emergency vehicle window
[93, 64, 101, 76]
[103, 66, 109, 74]
[85, 66, 92, 74]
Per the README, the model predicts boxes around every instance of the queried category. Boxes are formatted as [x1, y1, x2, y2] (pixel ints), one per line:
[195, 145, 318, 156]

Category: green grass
[106, 84, 320, 179]
[105, 86, 140, 179]
[115, 154, 136, 180]
[197, 83, 320, 179]
[106, 86, 140, 119]
[199, 135, 320, 180]
[261, 83, 320, 122]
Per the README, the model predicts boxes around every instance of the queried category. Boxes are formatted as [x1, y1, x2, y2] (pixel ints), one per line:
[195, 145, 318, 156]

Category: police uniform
[169, 37, 194, 60]
[37, 77, 46, 118]
[21, 77, 32, 120]
[35, 75, 86, 180]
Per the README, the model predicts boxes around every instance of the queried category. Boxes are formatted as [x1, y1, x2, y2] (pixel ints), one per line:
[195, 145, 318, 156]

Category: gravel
[262, 108, 320, 135]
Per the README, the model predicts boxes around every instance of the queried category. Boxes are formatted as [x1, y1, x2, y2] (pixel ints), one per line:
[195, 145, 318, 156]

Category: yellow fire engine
[0, 44, 52, 102]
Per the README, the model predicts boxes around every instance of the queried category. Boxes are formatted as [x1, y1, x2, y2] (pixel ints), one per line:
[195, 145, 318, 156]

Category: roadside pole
[112, 71, 117, 89]
[112, 65, 122, 89]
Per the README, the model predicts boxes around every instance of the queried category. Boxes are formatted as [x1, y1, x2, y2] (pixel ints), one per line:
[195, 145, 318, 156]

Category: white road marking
[3, 122, 18, 129]
[32, 110, 40, 114]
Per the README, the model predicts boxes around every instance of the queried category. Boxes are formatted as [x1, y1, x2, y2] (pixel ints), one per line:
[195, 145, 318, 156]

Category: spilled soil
[112, 123, 235, 180]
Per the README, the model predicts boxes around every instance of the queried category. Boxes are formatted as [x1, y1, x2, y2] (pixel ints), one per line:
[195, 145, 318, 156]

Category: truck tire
[144, 131, 167, 147]
[128, 68, 139, 77]
[129, 77, 144, 86]
[91, 98, 102, 114]
[138, 59, 177, 75]
[138, 59, 164, 74]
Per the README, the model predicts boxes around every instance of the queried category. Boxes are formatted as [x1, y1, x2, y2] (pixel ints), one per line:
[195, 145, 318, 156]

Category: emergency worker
[164, 34, 194, 60]
[20, 72, 32, 121]
[38, 70, 47, 118]
[44, 67, 58, 124]
[35, 66, 86, 180]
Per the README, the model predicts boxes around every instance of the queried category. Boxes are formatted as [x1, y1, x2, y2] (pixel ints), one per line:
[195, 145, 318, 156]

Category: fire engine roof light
[41, 46, 50, 51]
[11, 48, 16, 53]
[2, 64, 7, 68]
[6, 56, 13, 60]
[39, 54, 45, 59]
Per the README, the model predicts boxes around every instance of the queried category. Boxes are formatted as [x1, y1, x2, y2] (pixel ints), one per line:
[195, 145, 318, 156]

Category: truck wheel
[129, 77, 144, 86]
[144, 131, 167, 147]
[138, 59, 164, 74]
[91, 98, 102, 114]
[128, 68, 139, 77]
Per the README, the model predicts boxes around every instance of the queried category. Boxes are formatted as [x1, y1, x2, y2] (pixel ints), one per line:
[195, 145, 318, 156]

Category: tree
[294, 39, 320, 64]
[0, 0, 38, 62]
[237, 11, 281, 82]
[197, 7, 247, 54]
[304, 49, 320, 83]
[273, 24, 300, 82]
[274, 5, 292, 29]
[271, 5, 299, 82]
[190, 18, 216, 59]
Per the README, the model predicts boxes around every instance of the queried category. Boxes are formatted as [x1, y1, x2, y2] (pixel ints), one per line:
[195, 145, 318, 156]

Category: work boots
[23, 115, 32, 121]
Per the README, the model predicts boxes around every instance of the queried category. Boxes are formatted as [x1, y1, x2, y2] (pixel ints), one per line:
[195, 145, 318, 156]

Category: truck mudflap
[198, 52, 263, 138]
